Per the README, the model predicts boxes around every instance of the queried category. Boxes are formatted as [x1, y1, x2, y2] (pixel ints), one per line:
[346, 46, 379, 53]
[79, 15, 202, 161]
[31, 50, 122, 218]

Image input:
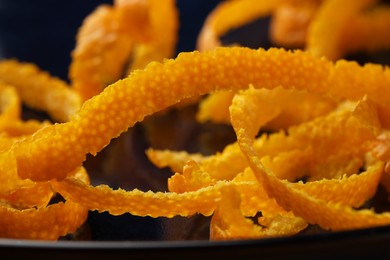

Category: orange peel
[148, 100, 379, 182]
[210, 185, 307, 240]
[0, 82, 20, 127]
[197, 86, 337, 130]
[305, 0, 378, 60]
[229, 84, 390, 231]
[70, 0, 178, 101]
[269, 0, 321, 48]
[0, 198, 87, 240]
[0, 60, 81, 122]
[200, 0, 390, 60]
[12, 46, 390, 182]
[69, 4, 141, 101]
[0, 167, 89, 240]
[121, 0, 179, 72]
[0, 44, 389, 241]
[196, 0, 283, 52]
[51, 176, 221, 218]
[341, 5, 390, 55]
[270, 0, 390, 55]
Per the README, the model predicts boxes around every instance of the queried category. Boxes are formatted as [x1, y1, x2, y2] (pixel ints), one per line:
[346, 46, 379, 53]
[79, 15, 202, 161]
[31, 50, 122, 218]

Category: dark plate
[1, 0, 390, 259]
[1, 225, 390, 259]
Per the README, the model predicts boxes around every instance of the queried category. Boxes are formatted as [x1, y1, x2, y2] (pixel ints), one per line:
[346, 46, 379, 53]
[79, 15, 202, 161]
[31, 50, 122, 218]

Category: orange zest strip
[52, 176, 224, 217]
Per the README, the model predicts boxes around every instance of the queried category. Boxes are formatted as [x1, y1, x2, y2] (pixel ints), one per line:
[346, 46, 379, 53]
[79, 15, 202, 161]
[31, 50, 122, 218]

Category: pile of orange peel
[1, 0, 390, 241]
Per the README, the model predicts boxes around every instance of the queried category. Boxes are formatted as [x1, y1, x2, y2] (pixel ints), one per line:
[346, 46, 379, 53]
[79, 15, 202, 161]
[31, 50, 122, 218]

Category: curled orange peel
[164, 101, 384, 210]
[210, 186, 307, 240]
[0, 182, 53, 209]
[0, 167, 89, 240]
[0, 60, 81, 122]
[148, 100, 379, 183]
[2, 46, 390, 241]
[69, 4, 139, 101]
[51, 176, 220, 218]
[341, 5, 390, 55]
[269, 0, 321, 48]
[0, 82, 21, 127]
[70, 0, 179, 101]
[200, 0, 390, 60]
[12, 47, 390, 182]
[0, 81, 51, 139]
[306, 0, 378, 60]
[196, 0, 323, 52]
[229, 86, 390, 231]
[2, 0, 390, 242]
[195, 0, 390, 136]
[197, 0, 282, 52]
[274, 0, 390, 60]
[174, 148, 382, 239]
[271, 0, 390, 55]
[51, 161, 297, 229]
[196, 87, 336, 129]
[0, 78, 88, 240]
[0, 198, 88, 240]
[122, 0, 179, 72]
